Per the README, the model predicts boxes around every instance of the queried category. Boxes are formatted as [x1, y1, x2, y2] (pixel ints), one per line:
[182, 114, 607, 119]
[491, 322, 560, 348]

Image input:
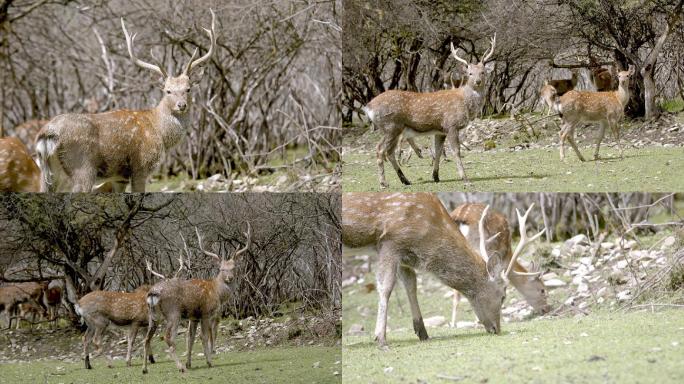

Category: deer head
[450, 33, 496, 90]
[196, 222, 251, 285]
[121, 9, 217, 116]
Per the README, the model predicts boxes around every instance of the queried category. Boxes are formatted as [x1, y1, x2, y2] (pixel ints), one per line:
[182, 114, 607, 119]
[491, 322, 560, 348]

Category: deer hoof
[142, 368, 148, 374]
[149, 355, 155, 364]
[432, 171, 440, 182]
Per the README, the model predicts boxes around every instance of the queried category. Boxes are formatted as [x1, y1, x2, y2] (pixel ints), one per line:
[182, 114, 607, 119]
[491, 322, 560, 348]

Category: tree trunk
[642, 64, 658, 119]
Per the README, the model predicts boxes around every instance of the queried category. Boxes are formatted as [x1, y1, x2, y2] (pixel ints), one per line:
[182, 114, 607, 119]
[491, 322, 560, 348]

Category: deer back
[78, 288, 150, 325]
[148, 278, 221, 320]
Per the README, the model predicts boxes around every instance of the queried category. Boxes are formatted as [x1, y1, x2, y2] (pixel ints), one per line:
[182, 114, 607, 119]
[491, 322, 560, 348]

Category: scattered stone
[587, 355, 605, 362]
[424, 316, 446, 328]
[616, 290, 631, 302]
[347, 324, 365, 336]
[545, 279, 566, 288]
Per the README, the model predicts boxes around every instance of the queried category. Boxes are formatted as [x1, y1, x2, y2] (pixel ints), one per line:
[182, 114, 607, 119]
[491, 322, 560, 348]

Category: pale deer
[35, 10, 216, 192]
[539, 82, 558, 116]
[0, 137, 41, 192]
[75, 285, 155, 369]
[364, 35, 496, 188]
[555, 65, 635, 162]
[142, 224, 251, 374]
[341, 193, 543, 347]
[449, 203, 550, 327]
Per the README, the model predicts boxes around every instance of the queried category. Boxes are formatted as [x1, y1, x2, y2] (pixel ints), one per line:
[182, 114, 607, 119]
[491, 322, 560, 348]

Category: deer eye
[165, 90, 171, 95]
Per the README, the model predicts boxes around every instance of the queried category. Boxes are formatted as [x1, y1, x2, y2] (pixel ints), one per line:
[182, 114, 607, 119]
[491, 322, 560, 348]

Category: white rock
[596, 287, 607, 297]
[384, 367, 394, 374]
[565, 234, 589, 247]
[545, 279, 566, 288]
[616, 260, 628, 269]
[601, 242, 614, 249]
[347, 324, 365, 336]
[578, 302, 589, 310]
[617, 239, 637, 249]
[542, 272, 558, 281]
[572, 275, 584, 285]
[616, 290, 631, 301]
[455, 321, 478, 329]
[580, 257, 592, 266]
[342, 276, 357, 288]
[424, 316, 446, 328]
[577, 283, 589, 293]
[564, 296, 575, 305]
[597, 297, 605, 304]
[661, 236, 676, 249]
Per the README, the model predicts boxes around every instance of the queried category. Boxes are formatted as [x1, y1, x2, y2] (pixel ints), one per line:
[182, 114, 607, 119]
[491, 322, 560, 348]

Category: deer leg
[450, 290, 461, 328]
[594, 121, 607, 160]
[200, 317, 213, 368]
[186, 320, 198, 369]
[83, 327, 94, 369]
[130, 174, 147, 193]
[111, 181, 128, 193]
[612, 121, 623, 159]
[142, 319, 157, 374]
[561, 122, 585, 162]
[385, 133, 411, 185]
[374, 243, 399, 349]
[211, 316, 219, 354]
[376, 139, 389, 189]
[398, 266, 428, 341]
[164, 317, 185, 373]
[447, 129, 468, 182]
[407, 138, 423, 159]
[71, 167, 96, 192]
[126, 324, 138, 367]
[432, 135, 446, 182]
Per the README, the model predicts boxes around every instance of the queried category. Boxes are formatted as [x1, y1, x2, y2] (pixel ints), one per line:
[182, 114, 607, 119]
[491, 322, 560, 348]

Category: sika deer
[0, 137, 41, 192]
[364, 35, 496, 188]
[556, 66, 635, 161]
[342, 193, 542, 347]
[142, 224, 251, 374]
[539, 82, 558, 116]
[449, 203, 550, 326]
[35, 10, 216, 192]
[75, 285, 155, 369]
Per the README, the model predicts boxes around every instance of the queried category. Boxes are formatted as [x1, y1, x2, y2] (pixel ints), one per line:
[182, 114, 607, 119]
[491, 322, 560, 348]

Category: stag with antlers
[142, 223, 251, 374]
[35, 10, 217, 192]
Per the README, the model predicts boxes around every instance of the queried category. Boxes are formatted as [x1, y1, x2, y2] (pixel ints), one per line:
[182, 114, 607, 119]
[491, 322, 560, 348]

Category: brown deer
[0, 137, 41, 192]
[364, 35, 496, 188]
[547, 72, 578, 97]
[142, 223, 251, 374]
[35, 10, 216, 192]
[341, 193, 542, 348]
[75, 285, 155, 369]
[0, 282, 48, 328]
[555, 65, 635, 162]
[42, 286, 63, 328]
[449, 203, 550, 326]
[17, 301, 48, 330]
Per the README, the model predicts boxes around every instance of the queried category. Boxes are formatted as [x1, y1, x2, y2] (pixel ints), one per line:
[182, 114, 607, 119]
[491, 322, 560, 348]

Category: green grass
[661, 97, 684, 113]
[0, 344, 341, 384]
[343, 146, 684, 192]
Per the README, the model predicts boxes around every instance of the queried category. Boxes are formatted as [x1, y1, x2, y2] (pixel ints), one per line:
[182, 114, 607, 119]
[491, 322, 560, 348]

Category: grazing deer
[142, 224, 251, 374]
[0, 137, 41, 192]
[35, 10, 216, 192]
[449, 203, 550, 326]
[555, 65, 635, 162]
[341, 193, 542, 347]
[17, 301, 47, 330]
[75, 285, 155, 369]
[539, 82, 558, 116]
[364, 35, 496, 188]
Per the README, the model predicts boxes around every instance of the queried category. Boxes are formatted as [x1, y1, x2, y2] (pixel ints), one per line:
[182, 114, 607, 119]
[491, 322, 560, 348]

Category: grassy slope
[343, 146, 684, 192]
[342, 262, 684, 384]
[0, 342, 340, 384]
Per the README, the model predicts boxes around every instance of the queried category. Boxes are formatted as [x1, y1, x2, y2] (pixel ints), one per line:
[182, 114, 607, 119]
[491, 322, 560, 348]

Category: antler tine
[478, 205, 491, 262]
[506, 204, 545, 277]
[121, 18, 166, 77]
[146, 259, 166, 280]
[234, 222, 252, 259]
[176, 233, 189, 278]
[184, 8, 217, 75]
[195, 226, 221, 262]
[482, 32, 496, 62]
[486, 232, 501, 244]
[450, 42, 470, 66]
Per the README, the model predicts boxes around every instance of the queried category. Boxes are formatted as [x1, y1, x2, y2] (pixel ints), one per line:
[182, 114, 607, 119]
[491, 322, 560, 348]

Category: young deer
[555, 65, 635, 162]
[142, 224, 251, 374]
[35, 10, 216, 192]
[0, 137, 41, 192]
[342, 193, 542, 347]
[449, 203, 550, 327]
[75, 285, 155, 369]
[364, 35, 496, 188]
[17, 301, 48, 330]
[539, 82, 558, 116]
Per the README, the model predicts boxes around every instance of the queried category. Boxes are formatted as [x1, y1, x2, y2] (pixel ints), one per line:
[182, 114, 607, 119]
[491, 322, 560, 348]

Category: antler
[121, 18, 167, 78]
[482, 33, 496, 62]
[234, 222, 252, 259]
[478, 205, 492, 262]
[183, 8, 217, 75]
[146, 259, 166, 279]
[450, 42, 470, 66]
[505, 204, 545, 277]
[196, 226, 221, 262]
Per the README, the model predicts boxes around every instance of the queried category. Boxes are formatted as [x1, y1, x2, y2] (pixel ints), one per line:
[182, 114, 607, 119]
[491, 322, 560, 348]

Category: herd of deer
[342, 193, 548, 347]
[0, 10, 217, 193]
[0, 281, 63, 330]
[365, 34, 636, 188]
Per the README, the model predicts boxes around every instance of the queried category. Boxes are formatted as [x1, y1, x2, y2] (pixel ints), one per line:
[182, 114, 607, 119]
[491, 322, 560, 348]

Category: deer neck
[154, 102, 189, 150]
[459, 83, 484, 116]
[212, 274, 232, 303]
[616, 82, 630, 108]
[427, 230, 490, 298]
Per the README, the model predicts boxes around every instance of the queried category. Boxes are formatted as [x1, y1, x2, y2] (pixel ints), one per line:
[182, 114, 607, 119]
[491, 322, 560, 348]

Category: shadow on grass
[411, 173, 552, 185]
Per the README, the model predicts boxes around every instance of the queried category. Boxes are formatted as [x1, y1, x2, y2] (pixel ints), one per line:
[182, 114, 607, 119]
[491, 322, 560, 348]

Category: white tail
[364, 34, 496, 188]
[35, 9, 216, 192]
[557, 65, 635, 162]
